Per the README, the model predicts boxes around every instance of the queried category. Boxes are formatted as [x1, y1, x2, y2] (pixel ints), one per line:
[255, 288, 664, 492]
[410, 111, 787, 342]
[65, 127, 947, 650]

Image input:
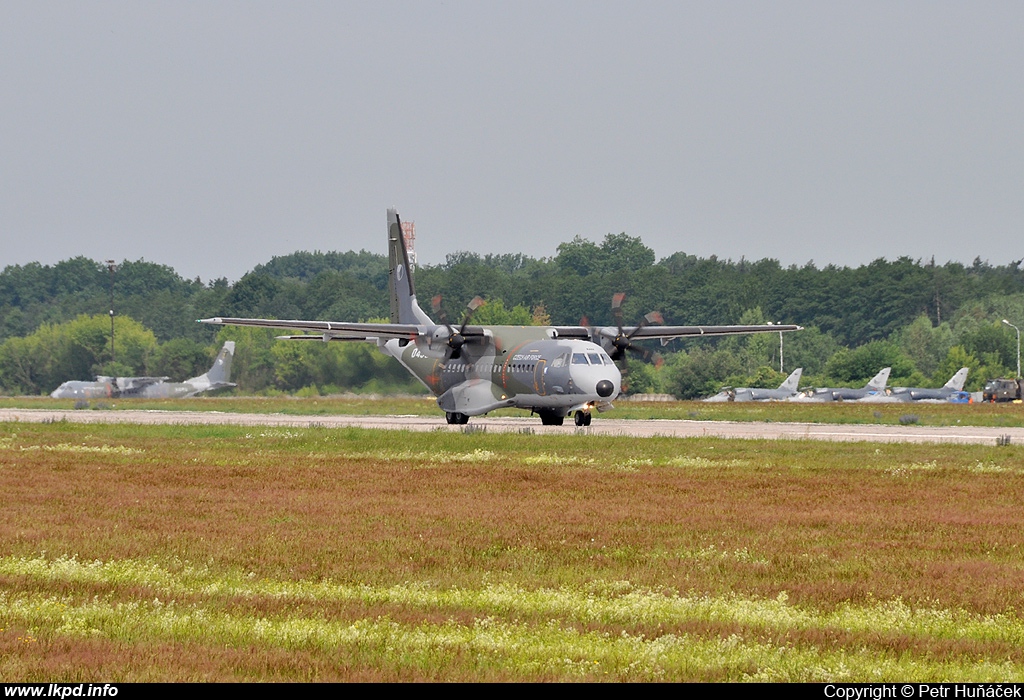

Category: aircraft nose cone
[596, 379, 614, 398]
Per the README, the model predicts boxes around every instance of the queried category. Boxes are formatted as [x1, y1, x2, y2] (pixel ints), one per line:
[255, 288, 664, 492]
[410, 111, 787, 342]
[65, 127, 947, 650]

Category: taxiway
[1, 408, 1021, 445]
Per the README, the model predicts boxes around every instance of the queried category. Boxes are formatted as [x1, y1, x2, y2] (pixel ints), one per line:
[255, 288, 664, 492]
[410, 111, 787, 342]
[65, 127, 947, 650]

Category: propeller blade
[607, 293, 664, 364]
[626, 311, 664, 340]
[459, 296, 486, 334]
[611, 292, 626, 332]
[433, 295, 486, 361]
[431, 295, 452, 328]
[627, 344, 652, 361]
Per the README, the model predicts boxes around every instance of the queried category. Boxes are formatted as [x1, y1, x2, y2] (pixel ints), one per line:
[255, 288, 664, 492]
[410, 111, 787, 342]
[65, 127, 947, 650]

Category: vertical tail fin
[196, 341, 234, 385]
[388, 208, 432, 325]
[943, 367, 969, 391]
[866, 367, 891, 391]
[779, 368, 803, 392]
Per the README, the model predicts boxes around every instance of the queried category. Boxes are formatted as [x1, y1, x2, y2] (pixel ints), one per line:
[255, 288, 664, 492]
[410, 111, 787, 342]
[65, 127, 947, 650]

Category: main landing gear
[538, 410, 565, 426]
[445, 412, 469, 425]
[574, 410, 592, 427]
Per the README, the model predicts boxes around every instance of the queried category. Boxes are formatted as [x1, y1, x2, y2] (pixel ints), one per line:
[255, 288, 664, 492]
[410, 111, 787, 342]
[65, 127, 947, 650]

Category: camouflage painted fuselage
[382, 325, 621, 417]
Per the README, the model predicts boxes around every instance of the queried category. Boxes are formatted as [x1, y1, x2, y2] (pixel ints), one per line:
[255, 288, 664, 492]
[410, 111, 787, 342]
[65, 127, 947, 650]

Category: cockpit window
[571, 353, 589, 365]
[587, 353, 601, 365]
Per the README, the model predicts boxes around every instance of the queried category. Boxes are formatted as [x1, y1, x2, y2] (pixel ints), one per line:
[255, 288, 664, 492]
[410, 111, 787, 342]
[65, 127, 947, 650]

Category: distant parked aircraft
[862, 367, 970, 403]
[51, 342, 235, 399]
[791, 367, 890, 402]
[704, 368, 803, 402]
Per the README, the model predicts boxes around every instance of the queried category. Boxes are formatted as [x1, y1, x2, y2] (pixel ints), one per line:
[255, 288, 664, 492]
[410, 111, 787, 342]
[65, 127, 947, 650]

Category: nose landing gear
[574, 410, 592, 427]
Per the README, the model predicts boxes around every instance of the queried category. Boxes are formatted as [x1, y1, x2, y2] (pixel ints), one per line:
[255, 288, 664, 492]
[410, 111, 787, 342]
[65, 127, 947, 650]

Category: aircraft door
[533, 359, 547, 396]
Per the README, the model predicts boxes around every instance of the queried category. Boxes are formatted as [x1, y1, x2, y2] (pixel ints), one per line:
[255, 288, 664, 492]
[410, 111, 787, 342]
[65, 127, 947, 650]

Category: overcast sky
[2, 1, 1022, 282]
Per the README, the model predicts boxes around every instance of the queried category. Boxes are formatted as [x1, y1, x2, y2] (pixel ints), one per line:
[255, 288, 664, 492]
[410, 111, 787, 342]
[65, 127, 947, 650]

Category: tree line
[2, 236, 1022, 397]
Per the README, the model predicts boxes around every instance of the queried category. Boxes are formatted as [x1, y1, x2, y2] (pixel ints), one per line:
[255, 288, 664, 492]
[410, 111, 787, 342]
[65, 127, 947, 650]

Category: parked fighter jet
[792, 367, 891, 402]
[868, 367, 970, 403]
[200, 209, 801, 426]
[704, 368, 804, 402]
[50, 342, 236, 399]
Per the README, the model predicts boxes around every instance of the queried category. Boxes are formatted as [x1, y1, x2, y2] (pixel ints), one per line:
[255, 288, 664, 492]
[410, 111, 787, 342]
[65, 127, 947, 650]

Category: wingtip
[198, 317, 223, 324]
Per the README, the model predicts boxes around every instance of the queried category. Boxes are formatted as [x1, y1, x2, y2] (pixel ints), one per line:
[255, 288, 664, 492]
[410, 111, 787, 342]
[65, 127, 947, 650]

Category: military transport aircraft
[703, 368, 804, 402]
[51, 342, 236, 399]
[200, 210, 801, 426]
[790, 367, 891, 402]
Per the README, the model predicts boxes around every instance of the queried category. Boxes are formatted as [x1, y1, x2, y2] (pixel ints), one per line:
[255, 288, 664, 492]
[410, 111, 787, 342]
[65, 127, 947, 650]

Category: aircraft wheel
[574, 410, 591, 427]
[457, 413, 469, 424]
[539, 411, 564, 426]
[447, 412, 469, 425]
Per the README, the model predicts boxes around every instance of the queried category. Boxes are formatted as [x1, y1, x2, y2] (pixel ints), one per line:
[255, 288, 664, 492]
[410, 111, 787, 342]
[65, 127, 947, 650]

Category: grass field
[2, 421, 1024, 681]
[4, 394, 1024, 428]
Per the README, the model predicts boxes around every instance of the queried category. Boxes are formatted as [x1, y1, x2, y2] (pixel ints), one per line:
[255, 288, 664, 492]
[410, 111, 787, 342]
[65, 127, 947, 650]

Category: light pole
[106, 260, 116, 365]
[779, 330, 784, 374]
[766, 322, 784, 373]
[1003, 319, 1021, 379]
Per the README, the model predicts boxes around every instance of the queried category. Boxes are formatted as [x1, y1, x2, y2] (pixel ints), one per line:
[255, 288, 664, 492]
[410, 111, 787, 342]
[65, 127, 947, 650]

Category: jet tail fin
[865, 367, 891, 391]
[387, 209, 432, 325]
[779, 368, 803, 392]
[190, 341, 235, 385]
[943, 367, 969, 391]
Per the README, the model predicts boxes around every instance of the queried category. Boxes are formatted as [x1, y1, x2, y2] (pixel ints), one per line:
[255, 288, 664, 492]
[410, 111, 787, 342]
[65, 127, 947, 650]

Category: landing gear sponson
[446, 410, 593, 427]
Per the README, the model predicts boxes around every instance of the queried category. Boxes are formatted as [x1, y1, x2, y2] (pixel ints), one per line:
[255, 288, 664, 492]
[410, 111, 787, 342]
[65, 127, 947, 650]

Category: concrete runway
[2, 408, 1022, 445]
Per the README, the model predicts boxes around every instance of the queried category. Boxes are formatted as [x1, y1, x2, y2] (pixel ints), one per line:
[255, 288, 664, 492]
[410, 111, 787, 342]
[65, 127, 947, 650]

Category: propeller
[607, 293, 663, 362]
[602, 293, 664, 392]
[431, 295, 485, 361]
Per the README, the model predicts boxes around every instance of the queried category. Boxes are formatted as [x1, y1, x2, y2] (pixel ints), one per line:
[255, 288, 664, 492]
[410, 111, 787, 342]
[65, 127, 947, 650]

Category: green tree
[958, 321, 1017, 371]
[470, 299, 534, 326]
[825, 341, 915, 385]
[152, 338, 214, 380]
[216, 326, 278, 392]
[896, 315, 954, 377]
[0, 314, 157, 394]
[663, 347, 743, 399]
[780, 326, 841, 376]
[620, 359, 663, 395]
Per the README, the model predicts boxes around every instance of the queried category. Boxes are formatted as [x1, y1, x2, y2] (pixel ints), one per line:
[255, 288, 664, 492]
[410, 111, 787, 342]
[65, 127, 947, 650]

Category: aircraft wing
[275, 335, 379, 342]
[606, 323, 803, 339]
[551, 324, 802, 341]
[119, 376, 170, 388]
[199, 317, 424, 341]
